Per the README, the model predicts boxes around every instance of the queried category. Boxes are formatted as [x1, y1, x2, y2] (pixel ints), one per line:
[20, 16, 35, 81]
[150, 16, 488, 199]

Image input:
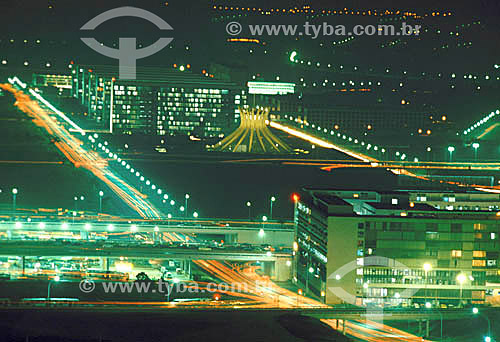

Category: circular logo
[226, 22, 242, 36]
[79, 279, 96, 293]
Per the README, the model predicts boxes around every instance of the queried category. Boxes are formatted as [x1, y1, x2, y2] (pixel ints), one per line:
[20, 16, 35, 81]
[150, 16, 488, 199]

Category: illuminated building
[32, 74, 73, 97]
[71, 64, 246, 137]
[247, 81, 295, 95]
[295, 188, 500, 306]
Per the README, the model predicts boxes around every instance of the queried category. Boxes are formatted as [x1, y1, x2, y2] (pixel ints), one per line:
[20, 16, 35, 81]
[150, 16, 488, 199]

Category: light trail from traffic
[1, 82, 162, 219]
[2, 78, 433, 341]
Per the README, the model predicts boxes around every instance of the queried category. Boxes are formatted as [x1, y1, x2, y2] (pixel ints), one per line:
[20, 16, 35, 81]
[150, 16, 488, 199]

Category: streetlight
[47, 275, 61, 300]
[193, 211, 198, 218]
[423, 263, 432, 303]
[99, 191, 104, 212]
[12, 188, 18, 213]
[473, 307, 492, 342]
[270, 196, 276, 219]
[74, 195, 84, 211]
[457, 273, 466, 307]
[447, 146, 455, 162]
[424, 301, 443, 340]
[185, 194, 190, 218]
[472, 142, 480, 160]
[246, 201, 252, 220]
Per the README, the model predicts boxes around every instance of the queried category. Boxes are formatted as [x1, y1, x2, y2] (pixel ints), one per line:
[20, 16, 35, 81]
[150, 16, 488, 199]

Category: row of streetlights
[447, 143, 480, 161]
[89, 134, 198, 218]
[417, 263, 494, 341]
[246, 196, 277, 220]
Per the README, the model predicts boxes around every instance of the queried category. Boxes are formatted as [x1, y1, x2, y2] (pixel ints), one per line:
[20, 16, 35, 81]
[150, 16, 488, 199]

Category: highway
[0, 220, 293, 234]
[0, 241, 288, 261]
[1, 81, 163, 219]
[271, 118, 500, 193]
[1, 78, 437, 341]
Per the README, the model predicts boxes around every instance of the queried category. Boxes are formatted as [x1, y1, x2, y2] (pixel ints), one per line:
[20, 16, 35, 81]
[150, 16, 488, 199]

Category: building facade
[70, 64, 247, 138]
[295, 188, 500, 307]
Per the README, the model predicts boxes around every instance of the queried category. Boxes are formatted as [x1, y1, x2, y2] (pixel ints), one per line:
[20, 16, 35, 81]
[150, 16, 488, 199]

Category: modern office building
[70, 64, 247, 137]
[294, 188, 500, 307]
[255, 93, 435, 133]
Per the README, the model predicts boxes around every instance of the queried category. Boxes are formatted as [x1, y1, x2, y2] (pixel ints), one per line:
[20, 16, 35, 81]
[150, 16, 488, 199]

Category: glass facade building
[295, 188, 500, 307]
[70, 64, 246, 137]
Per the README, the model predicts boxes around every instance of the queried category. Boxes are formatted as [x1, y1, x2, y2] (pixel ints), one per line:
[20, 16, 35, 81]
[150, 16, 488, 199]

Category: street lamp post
[270, 196, 276, 219]
[426, 147, 432, 161]
[423, 263, 432, 304]
[473, 307, 492, 342]
[457, 273, 466, 307]
[185, 194, 190, 218]
[47, 276, 61, 300]
[246, 201, 251, 220]
[447, 146, 455, 162]
[74, 195, 84, 211]
[99, 191, 104, 212]
[12, 188, 18, 213]
[472, 142, 480, 161]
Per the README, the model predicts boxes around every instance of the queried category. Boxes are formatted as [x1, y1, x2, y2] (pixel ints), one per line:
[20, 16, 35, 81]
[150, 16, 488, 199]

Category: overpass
[0, 240, 291, 262]
[0, 219, 294, 247]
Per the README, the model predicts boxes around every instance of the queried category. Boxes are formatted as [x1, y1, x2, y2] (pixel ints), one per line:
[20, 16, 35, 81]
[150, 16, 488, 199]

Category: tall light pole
[185, 194, 190, 218]
[270, 196, 276, 219]
[47, 275, 61, 300]
[246, 201, 252, 220]
[12, 188, 18, 213]
[447, 146, 455, 162]
[457, 273, 466, 307]
[472, 142, 480, 161]
[99, 191, 104, 213]
[472, 307, 492, 342]
[74, 195, 85, 212]
[423, 263, 432, 303]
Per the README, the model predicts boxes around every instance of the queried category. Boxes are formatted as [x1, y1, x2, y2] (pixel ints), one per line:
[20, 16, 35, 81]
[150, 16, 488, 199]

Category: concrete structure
[212, 107, 291, 153]
[294, 188, 500, 306]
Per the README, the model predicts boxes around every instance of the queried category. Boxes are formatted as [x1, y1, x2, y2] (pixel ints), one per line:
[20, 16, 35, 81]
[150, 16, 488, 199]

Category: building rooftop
[74, 64, 240, 89]
[315, 194, 351, 206]
[365, 202, 437, 211]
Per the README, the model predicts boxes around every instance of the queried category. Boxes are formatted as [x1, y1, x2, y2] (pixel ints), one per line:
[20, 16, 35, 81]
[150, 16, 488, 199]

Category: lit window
[472, 260, 486, 267]
[451, 250, 462, 258]
[474, 223, 486, 231]
[473, 251, 486, 258]
[392, 198, 398, 205]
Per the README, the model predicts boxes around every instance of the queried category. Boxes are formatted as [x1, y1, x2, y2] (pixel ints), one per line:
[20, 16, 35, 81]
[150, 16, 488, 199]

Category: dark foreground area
[0, 309, 352, 342]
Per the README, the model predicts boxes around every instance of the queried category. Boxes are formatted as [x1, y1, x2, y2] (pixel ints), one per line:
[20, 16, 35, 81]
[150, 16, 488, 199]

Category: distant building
[70, 64, 246, 138]
[294, 188, 500, 307]
[32, 73, 73, 97]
